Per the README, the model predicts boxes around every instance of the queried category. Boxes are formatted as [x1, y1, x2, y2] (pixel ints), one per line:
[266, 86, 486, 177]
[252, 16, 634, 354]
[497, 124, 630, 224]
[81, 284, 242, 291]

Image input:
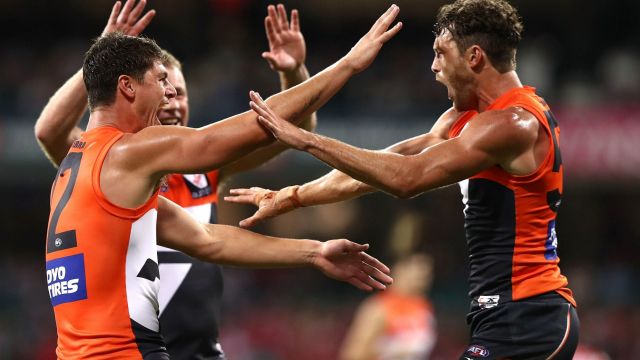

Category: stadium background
[1, 0, 639, 358]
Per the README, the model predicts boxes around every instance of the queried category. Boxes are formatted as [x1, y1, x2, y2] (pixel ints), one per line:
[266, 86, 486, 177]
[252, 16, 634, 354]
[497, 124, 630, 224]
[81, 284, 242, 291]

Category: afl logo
[466, 345, 490, 357]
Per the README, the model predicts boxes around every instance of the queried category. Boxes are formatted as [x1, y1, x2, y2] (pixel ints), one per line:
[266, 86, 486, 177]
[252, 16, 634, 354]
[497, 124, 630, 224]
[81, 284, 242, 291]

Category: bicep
[407, 130, 500, 192]
[131, 111, 272, 176]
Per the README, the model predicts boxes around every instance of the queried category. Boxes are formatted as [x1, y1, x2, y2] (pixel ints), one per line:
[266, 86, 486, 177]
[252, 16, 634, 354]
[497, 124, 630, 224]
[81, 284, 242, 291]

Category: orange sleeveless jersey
[448, 87, 575, 307]
[45, 126, 166, 359]
[375, 291, 436, 359]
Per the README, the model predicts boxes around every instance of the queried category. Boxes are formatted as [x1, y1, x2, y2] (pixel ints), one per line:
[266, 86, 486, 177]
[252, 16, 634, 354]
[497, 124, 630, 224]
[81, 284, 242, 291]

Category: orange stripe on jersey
[45, 126, 164, 359]
[448, 87, 575, 307]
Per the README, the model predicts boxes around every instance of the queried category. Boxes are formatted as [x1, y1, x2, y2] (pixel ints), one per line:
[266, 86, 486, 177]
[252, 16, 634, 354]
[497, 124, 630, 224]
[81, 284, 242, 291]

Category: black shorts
[460, 292, 579, 360]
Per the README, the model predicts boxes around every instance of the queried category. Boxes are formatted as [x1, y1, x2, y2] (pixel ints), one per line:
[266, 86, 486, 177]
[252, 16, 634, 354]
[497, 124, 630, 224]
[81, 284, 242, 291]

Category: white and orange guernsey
[45, 126, 167, 359]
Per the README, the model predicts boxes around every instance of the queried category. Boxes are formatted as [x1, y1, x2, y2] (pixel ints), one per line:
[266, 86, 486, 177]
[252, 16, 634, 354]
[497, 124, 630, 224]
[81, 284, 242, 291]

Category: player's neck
[87, 106, 142, 133]
[476, 70, 522, 112]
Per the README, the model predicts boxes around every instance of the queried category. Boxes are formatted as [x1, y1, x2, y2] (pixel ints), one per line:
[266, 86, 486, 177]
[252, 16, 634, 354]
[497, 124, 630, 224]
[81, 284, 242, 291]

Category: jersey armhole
[91, 132, 159, 219]
[505, 102, 555, 184]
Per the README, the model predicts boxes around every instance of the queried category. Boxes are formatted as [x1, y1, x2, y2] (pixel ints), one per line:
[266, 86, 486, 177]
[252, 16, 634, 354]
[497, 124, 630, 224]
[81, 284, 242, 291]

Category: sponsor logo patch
[545, 219, 559, 260]
[477, 295, 500, 309]
[465, 345, 490, 357]
[46, 254, 88, 306]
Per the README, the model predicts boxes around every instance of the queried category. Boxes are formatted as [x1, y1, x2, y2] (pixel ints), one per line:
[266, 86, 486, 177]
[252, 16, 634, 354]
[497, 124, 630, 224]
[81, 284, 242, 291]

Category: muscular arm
[252, 98, 540, 199]
[34, 69, 87, 166]
[124, 6, 401, 179]
[294, 108, 460, 206]
[225, 108, 460, 227]
[155, 197, 392, 291]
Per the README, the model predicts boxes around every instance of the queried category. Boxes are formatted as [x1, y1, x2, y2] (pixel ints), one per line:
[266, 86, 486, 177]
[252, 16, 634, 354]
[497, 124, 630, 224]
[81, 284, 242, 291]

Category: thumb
[239, 215, 260, 228]
[342, 241, 369, 253]
[262, 52, 277, 70]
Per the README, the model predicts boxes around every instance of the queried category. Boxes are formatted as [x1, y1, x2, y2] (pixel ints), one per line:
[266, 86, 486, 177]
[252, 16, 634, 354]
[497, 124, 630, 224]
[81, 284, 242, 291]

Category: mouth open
[159, 117, 181, 126]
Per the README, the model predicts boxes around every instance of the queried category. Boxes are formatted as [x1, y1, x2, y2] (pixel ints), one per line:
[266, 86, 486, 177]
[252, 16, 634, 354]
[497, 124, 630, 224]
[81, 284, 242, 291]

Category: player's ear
[465, 45, 487, 71]
[118, 75, 136, 101]
[467, 45, 484, 70]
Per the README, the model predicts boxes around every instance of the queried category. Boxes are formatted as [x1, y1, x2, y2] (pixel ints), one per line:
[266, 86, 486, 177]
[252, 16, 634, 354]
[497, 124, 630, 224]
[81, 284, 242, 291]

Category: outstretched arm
[34, 0, 155, 166]
[156, 196, 392, 291]
[248, 92, 540, 199]
[219, 4, 318, 182]
[124, 5, 402, 178]
[225, 108, 460, 228]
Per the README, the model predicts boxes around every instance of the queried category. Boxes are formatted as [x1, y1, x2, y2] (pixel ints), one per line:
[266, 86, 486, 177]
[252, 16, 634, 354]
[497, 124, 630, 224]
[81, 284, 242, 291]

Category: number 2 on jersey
[47, 152, 82, 253]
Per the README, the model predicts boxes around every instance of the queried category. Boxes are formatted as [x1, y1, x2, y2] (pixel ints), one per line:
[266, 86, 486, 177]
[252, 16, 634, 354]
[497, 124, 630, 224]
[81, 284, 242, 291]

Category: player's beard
[449, 68, 477, 111]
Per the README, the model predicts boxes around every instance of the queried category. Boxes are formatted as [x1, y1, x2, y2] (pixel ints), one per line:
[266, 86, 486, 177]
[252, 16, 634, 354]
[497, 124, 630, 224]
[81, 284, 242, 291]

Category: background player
[34, 1, 316, 358]
[228, 0, 579, 358]
[340, 211, 437, 360]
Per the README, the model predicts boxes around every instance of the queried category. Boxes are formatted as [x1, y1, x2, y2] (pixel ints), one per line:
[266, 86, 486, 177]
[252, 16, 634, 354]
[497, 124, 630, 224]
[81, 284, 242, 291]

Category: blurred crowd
[1, 0, 639, 359]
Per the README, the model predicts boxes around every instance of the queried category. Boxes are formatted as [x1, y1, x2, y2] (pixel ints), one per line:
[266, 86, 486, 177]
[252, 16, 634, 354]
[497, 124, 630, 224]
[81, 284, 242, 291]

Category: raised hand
[343, 4, 402, 74]
[249, 91, 311, 150]
[314, 240, 393, 291]
[224, 186, 298, 228]
[262, 4, 306, 72]
[101, 0, 156, 37]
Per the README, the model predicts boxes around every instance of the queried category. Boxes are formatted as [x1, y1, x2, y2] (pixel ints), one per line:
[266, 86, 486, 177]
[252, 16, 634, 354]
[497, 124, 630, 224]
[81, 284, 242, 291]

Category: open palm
[262, 4, 306, 72]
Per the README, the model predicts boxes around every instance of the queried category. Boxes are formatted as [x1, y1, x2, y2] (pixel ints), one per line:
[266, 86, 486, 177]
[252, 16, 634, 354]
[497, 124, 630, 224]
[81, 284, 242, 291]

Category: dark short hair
[83, 32, 166, 110]
[434, 0, 523, 72]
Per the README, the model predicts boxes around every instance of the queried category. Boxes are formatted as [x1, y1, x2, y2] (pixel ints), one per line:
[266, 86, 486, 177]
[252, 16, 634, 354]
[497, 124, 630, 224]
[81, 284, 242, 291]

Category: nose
[431, 56, 440, 74]
[165, 80, 177, 99]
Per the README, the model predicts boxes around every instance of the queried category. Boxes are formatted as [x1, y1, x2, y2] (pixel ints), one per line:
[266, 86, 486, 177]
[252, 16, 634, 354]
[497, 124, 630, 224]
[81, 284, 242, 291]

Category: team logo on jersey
[545, 220, 559, 260]
[477, 295, 500, 309]
[184, 174, 208, 188]
[465, 345, 490, 357]
[183, 174, 213, 199]
[46, 254, 88, 306]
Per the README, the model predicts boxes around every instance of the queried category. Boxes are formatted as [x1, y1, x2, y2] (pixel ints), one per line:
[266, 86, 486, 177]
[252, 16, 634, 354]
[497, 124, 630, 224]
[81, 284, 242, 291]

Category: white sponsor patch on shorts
[477, 295, 500, 309]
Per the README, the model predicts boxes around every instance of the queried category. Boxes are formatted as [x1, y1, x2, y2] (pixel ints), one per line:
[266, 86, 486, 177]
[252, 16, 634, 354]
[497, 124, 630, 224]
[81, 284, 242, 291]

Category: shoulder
[461, 107, 539, 156]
